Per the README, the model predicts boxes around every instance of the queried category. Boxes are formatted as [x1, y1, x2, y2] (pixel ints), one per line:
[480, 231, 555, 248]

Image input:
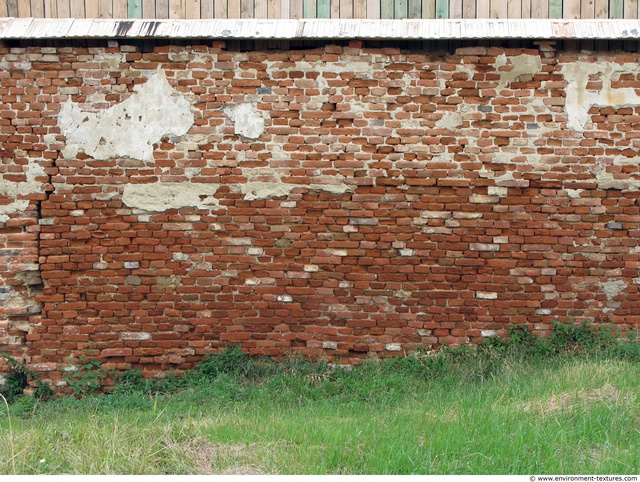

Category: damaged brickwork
[2, 41, 640, 391]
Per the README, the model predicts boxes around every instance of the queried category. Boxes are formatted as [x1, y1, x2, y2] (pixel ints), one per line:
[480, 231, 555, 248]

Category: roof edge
[0, 18, 639, 40]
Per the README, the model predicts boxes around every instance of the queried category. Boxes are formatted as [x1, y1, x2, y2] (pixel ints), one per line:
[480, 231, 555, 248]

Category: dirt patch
[177, 438, 265, 475]
[523, 383, 632, 417]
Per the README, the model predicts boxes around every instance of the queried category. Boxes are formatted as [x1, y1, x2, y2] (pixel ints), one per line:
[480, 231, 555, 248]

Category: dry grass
[522, 383, 633, 417]
[175, 438, 265, 475]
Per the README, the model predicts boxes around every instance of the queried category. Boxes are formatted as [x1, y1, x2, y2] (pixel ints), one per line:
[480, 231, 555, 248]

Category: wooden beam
[240, 0, 253, 17]
[281, 0, 290, 17]
[340, 0, 353, 17]
[291, 0, 303, 18]
[395, 0, 408, 17]
[255, 0, 267, 17]
[201, 0, 214, 17]
[318, 0, 331, 16]
[367, 0, 380, 17]
[228, 0, 241, 17]
[381, 0, 393, 17]
[330, 0, 339, 17]
[422, 0, 435, 17]
[450, 0, 462, 17]
[156, 0, 169, 17]
[31, 0, 45, 17]
[186, 0, 200, 17]
[354, 0, 366, 17]
[215, 0, 227, 17]
[128, 0, 143, 17]
[562, 0, 579, 18]
[530, 0, 547, 17]
[548, 0, 562, 17]
[507, 0, 521, 17]
[435, 0, 448, 17]
[268, 0, 281, 17]
[113, 0, 127, 17]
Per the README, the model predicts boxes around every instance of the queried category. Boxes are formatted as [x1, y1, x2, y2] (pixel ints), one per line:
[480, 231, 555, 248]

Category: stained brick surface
[1, 41, 640, 390]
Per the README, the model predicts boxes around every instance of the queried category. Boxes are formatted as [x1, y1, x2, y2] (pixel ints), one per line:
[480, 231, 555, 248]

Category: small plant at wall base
[64, 357, 108, 397]
[0, 355, 53, 403]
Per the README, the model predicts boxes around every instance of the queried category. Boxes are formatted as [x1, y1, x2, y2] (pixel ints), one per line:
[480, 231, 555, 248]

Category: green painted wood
[548, 0, 562, 17]
[394, 0, 408, 17]
[128, 0, 143, 17]
[435, 0, 448, 17]
[317, 0, 330, 16]
[381, 0, 394, 17]
[303, 0, 316, 16]
[609, 0, 623, 17]
[408, 0, 421, 16]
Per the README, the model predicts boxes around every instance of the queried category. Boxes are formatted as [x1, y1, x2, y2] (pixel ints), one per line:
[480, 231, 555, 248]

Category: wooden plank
[201, 0, 213, 17]
[625, 0, 638, 18]
[548, 0, 562, 17]
[422, 0, 435, 17]
[522, 0, 531, 16]
[98, 0, 112, 17]
[330, 0, 339, 17]
[475, 0, 489, 16]
[240, 0, 253, 17]
[169, 0, 183, 18]
[18, 0, 31, 16]
[354, 0, 366, 17]
[268, 0, 281, 17]
[490, 0, 507, 17]
[281, 0, 289, 18]
[610, 0, 622, 17]
[593, 0, 606, 17]
[367, 0, 380, 17]
[580, 0, 594, 17]
[461, 0, 474, 17]
[530, 0, 547, 17]
[6, 0, 18, 17]
[215, 0, 227, 17]
[228, 0, 241, 17]
[394, 0, 408, 17]
[46, 0, 60, 17]
[341, 0, 353, 17]
[318, 0, 331, 16]
[31, 0, 45, 17]
[255, 0, 267, 17]
[157, 0, 169, 17]
[563, 0, 579, 18]
[290, 0, 303, 18]
[435, 0, 448, 17]
[0, 0, 7, 16]
[507, 0, 521, 17]
[186, 0, 200, 17]
[302, 0, 318, 18]
[70, 0, 85, 16]
[142, 0, 156, 17]
[128, 0, 143, 17]
[381, 0, 394, 17]
[449, 0, 462, 17]
[57, 0, 70, 17]
[113, 0, 127, 17]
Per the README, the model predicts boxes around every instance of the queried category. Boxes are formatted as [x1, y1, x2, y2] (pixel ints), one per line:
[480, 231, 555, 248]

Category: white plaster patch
[59, 69, 194, 161]
[0, 163, 47, 222]
[562, 61, 640, 132]
[435, 111, 463, 130]
[598, 280, 627, 301]
[122, 182, 221, 211]
[494, 54, 542, 88]
[223, 103, 265, 139]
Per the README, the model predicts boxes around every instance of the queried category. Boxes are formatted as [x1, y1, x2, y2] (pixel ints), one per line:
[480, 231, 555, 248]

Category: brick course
[1, 41, 640, 391]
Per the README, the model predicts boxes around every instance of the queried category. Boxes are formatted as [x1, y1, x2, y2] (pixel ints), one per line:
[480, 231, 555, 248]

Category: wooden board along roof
[1, 18, 640, 39]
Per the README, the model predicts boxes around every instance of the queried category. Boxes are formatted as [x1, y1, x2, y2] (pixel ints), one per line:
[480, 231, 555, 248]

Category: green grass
[1, 325, 640, 474]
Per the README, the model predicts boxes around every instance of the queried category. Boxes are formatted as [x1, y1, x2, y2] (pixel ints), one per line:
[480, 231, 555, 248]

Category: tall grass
[0, 322, 639, 474]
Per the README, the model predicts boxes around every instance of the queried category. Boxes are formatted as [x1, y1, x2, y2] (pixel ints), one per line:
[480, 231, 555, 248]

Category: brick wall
[2, 40, 640, 391]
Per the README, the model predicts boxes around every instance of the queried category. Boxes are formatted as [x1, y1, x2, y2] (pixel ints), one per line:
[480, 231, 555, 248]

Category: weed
[0, 355, 52, 403]
[65, 358, 107, 397]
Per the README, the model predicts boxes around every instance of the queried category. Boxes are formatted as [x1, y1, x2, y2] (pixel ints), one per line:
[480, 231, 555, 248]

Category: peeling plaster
[562, 61, 640, 132]
[494, 54, 542, 88]
[122, 183, 221, 211]
[0, 163, 47, 222]
[598, 280, 627, 301]
[223, 103, 265, 139]
[59, 69, 194, 162]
